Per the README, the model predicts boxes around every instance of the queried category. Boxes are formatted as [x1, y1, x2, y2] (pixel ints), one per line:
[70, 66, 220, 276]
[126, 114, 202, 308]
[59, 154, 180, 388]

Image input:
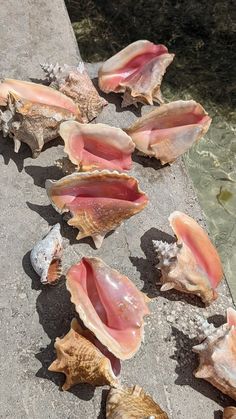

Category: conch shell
[66, 257, 150, 360]
[59, 120, 135, 171]
[153, 211, 223, 304]
[193, 307, 236, 400]
[106, 385, 169, 418]
[126, 100, 212, 164]
[46, 170, 148, 248]
[224, 407, 236, 419]
[30, 223, 62, 284]
[49, 318, 120, 389]
[98, 40, 174, 107]
[0, 78, 80, 116]
[41, 62, 107, 123]
[0, 93, 76, 157]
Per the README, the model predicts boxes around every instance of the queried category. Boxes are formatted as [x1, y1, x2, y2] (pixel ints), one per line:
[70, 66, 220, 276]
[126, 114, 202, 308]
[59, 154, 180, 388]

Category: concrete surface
[0, 1, 234, 418]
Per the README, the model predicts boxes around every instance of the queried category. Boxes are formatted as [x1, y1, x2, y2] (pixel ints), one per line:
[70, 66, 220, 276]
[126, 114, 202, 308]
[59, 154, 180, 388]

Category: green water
[66, 0, 236, 296]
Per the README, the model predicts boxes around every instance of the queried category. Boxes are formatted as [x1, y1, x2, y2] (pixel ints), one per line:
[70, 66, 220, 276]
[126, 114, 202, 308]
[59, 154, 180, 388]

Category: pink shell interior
[128, 101, 211, 157]
[50, 174, 148, 213]
[169, 211, 223, 289]
[67, 258, 150, 359]
[106, 44, 168, 92]
[61, 123, 134, 171]
[227, 308, 236, 327]
[0, 78, 78, 115]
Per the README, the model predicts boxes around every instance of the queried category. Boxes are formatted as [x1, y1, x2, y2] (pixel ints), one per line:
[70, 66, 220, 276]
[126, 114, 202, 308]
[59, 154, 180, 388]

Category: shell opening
[66, 257, 150, 359]
[46, 258, 62, 284]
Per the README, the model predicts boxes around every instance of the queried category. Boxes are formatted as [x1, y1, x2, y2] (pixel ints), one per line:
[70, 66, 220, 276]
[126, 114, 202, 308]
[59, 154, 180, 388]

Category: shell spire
[193, 308, 236, 400]
[41, 62, 107, 122]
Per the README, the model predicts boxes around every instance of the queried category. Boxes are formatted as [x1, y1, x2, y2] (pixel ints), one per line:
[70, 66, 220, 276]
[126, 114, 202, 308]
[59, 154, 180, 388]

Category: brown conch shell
[224, 407, 236, 419]
[126, 100, 212, 164]
[66, 257, 150, 360]
[193, 307, 236, 400]
[30, 223, 62, 285]
[41, 62, 107, 122]
[59, 120, 135, 171]
[106, 386, 169, 418]
[0, 93, 76, 157]
[46, 170, 148, 248]
[98, 40, 174, 107]
[153, 211, 223, 304]
[49, 318, 120, 389]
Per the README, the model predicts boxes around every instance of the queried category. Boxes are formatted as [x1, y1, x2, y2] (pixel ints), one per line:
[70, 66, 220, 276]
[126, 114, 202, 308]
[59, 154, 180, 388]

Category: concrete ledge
[0, 2, 233, 418]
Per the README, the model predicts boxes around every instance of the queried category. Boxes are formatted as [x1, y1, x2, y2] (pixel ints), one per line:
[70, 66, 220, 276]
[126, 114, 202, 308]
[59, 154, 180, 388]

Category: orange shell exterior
[48, 318, 119, 390]
[106, 386, 169, 418]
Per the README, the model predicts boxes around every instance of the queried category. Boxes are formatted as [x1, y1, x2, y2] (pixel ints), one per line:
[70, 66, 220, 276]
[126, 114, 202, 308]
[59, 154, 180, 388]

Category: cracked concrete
[0, 1, 234, 418]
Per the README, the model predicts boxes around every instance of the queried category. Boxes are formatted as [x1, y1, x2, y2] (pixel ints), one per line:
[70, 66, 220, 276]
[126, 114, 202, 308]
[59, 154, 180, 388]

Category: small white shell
[30, 223, 63, 284]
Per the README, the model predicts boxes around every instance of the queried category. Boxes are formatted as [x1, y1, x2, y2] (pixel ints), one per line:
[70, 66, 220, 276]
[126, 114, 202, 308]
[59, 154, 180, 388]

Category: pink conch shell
[41, 62, 107, 123]
[59, 120, 135, 171]
[193, 308, 236, 400]
[126, 100, 212, 164]
[106, 385, 169, 418]
[66, 257, 150, 360]
[224, 407, 236, 419]
[49, 318, 120, 389]
[153, 211, 223, 304]
[0, 93, 76, 157]
[98, 40, 174, 107]
[46, 170, 148, 248]
[30, 223, 62, 285]
[0, 78, 80, 118]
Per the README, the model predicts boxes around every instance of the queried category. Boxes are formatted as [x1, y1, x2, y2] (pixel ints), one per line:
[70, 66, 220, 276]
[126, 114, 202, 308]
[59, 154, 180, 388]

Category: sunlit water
[185, 107, 236, 294]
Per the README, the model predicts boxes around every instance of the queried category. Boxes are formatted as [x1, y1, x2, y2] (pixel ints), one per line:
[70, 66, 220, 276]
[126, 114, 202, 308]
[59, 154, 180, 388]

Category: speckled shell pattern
[49, 318, 119, 389]
[41, 62, 107, 123]
[106, 386, 169, 418]
[30, 223, 63, 284]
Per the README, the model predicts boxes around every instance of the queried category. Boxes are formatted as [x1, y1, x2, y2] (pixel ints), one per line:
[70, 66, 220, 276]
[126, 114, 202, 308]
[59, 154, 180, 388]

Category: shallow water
[185, 105, 236, 295]
[66, 0, 236, 297]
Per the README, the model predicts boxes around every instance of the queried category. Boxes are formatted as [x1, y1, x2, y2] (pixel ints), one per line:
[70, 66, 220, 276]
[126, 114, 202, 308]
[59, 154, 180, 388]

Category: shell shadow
[29, 77, 49, 85]
[0, 133, 31, 172]
[97, 389, 109, 419]
[214, 410, 223, 419]
[24, 164, 63, 188]
[34, 294, 95, 401]
[26, 202, 86, 246]
[170, 325, 233, 407]
[22, 249, 95, 401]
[132, 150, 168, 170]
[130, 227, 205, 307]
[92, 76, 142, 117]
[26, 201, 115, 248]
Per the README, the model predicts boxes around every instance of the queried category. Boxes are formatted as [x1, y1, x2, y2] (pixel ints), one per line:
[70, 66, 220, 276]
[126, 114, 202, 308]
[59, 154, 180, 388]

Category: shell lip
[59, 120, 135, 171]
[168, 211, 223, 290]
[66, 257, 150, 360]
[45, 170, 149, 212]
